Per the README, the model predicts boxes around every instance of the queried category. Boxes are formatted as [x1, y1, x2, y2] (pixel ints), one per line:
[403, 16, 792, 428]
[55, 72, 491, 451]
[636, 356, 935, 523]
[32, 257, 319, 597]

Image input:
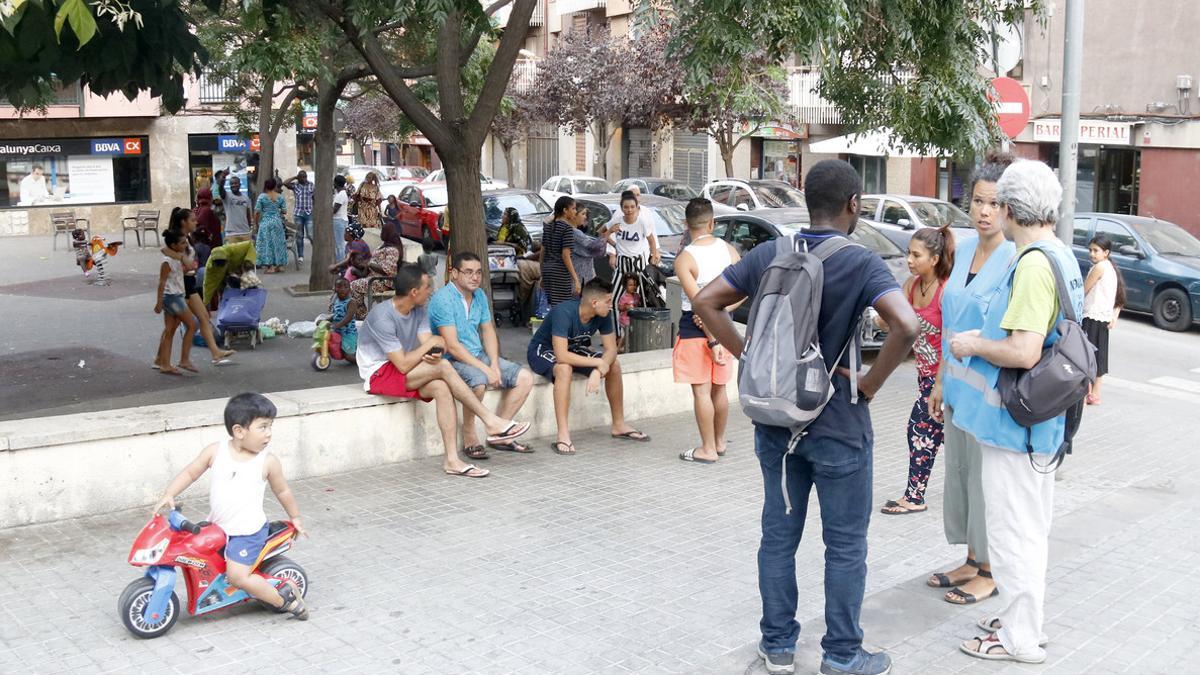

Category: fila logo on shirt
[616, 230, 642, 242]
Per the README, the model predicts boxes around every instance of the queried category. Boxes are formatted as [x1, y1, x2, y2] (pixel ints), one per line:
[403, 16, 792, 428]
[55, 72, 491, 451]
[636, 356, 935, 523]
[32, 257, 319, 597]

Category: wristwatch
[707, 339, 720, 349]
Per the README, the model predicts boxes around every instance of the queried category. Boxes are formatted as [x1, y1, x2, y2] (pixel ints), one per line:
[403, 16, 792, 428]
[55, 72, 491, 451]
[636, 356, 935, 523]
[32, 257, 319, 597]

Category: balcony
[198, 75, 234, 104]
[530, 1, 545, 26]
[788, 68, 841, 125]
[510, 58, 538, 94]
[0, 81, 81, 108]
[557, 0, 606, 15]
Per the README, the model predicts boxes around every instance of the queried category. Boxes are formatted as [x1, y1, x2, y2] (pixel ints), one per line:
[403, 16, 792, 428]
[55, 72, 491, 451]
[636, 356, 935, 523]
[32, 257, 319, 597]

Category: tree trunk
[306, 76, 341, 292]
[591, 121, 611, 180]
[717, 127, 736, 178]
[440, 143, 489, 294]
[256, 82, 276, 194]
[501, 141, 516, 189]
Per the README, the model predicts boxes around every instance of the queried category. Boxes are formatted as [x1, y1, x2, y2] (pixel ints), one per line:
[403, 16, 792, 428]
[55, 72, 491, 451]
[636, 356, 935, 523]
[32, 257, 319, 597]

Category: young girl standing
[881, 225, 955, 515]
[1083, 234, 1126, 405]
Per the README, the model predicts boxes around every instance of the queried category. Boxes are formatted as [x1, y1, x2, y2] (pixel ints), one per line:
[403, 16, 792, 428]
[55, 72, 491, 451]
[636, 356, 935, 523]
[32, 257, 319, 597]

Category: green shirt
[1001, 247, 1059, 337]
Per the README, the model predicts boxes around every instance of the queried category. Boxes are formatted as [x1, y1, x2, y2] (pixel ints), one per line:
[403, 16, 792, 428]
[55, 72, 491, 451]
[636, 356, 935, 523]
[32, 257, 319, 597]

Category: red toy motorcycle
[118, 509, 308, 638]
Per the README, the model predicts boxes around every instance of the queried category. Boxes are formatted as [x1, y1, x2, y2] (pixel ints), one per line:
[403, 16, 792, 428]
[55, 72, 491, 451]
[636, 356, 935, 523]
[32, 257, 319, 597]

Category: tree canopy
[0, 0, 211, 111]
[672, 0, 1035, 155]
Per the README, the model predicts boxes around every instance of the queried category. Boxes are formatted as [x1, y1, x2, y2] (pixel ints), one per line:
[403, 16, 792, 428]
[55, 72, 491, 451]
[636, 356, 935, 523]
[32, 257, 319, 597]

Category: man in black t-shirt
[693, 160, 919, 675]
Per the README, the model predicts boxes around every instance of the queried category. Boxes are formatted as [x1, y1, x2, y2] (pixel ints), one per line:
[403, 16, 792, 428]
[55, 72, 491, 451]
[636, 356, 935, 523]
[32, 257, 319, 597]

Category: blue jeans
[332, 218, 347, 261]
[755, 424, 873, 662]
[293, 213, 312, 257]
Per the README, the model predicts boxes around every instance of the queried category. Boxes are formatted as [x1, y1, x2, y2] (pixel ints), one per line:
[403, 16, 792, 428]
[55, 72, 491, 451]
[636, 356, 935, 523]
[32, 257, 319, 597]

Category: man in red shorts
[356, 265, 530, 478]
[673, 198, 741, 464]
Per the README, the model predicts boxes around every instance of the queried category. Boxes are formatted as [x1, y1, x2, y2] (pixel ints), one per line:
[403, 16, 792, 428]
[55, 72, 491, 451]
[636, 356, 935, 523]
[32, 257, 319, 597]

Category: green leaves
[54, 0, 97, 46]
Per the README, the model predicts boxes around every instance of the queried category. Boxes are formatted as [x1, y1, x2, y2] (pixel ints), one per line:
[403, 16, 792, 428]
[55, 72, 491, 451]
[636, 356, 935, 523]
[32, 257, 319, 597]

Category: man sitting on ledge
[356, 264, 530, 478]
[526, 277, 650, 455]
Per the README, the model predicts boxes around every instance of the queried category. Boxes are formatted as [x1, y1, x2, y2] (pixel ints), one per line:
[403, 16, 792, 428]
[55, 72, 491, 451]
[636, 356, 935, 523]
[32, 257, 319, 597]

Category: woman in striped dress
[540, 197, 580, 307]
[603, 190, 660, 337]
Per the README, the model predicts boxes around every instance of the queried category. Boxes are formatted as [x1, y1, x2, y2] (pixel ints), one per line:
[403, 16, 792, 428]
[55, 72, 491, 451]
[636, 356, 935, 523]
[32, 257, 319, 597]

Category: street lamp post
[1057, 0, 1084, 244]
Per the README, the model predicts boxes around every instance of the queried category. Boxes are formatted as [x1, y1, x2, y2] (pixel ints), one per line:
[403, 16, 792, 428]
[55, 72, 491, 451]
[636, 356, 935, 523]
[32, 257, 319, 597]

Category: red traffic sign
[992, 76, 1031, 139]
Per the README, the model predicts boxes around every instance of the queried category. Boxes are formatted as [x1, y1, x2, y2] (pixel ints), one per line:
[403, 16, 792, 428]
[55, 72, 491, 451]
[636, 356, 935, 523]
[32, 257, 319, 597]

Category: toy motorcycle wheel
[118, 578, 180, 639]
[260, 556, 309, 612]
[312, 353, 331, 371]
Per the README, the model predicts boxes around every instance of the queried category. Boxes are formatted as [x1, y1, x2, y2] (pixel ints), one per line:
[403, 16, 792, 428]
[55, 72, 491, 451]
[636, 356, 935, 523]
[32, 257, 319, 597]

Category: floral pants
[905, 375, 945, 505]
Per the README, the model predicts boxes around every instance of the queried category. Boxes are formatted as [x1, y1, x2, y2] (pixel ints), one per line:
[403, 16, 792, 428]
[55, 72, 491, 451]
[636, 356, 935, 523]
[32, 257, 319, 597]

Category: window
[848, 155, 887, 193]
[751, 183, 805, 208]
[422, 188, 447, 207]
[731, 220, 775, 253]
[709, 185, 733, 205]
[1096, 219, 1139, 255]
[399, 186, 415, 204]
[730, 188, 755, 210]
[542, 178, 557, 191]
[713, 219, 730, 240]
[1, 136, 151, 208]
[574, 178, 611, 194]
[880, 200, 908, 225]
[858, 197, 879, 219]
[558, 178, 573, 194]
[1072, 217, 1092, 247]
[651, 182, 698, 201]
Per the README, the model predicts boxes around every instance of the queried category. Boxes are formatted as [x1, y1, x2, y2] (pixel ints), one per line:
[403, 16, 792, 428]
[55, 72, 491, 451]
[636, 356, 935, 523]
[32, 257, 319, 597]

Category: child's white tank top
[207, 439, 270, 537]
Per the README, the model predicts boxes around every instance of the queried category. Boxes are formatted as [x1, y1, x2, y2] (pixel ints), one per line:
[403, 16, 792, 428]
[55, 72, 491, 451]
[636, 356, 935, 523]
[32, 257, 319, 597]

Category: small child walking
[152, 392, 309, 620]
[328, 277, 359, 364]
[154, 230, 198, 375]
[1083, 234, 1126, 405]
[617, 276, 640, 351]
[880, 225, 954, 516]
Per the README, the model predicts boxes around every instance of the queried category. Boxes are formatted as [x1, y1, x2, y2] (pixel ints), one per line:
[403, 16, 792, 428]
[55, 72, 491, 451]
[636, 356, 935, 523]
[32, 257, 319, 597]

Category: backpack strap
[1011, 244, 1078, 324]
[811, 236, 862, 262]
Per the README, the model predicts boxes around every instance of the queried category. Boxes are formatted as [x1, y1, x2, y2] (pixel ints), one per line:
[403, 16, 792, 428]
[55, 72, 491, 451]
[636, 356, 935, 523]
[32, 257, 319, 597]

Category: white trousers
[981, 443, 1055, 660]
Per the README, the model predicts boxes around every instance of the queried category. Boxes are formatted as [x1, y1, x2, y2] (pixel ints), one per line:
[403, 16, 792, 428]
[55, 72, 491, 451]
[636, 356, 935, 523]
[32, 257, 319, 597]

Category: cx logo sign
[123, 138, 143, 154]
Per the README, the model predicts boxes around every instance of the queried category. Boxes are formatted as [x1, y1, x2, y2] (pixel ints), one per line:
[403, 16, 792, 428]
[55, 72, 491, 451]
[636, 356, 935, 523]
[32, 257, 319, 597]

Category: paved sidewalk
[1, 353, 1196, 674]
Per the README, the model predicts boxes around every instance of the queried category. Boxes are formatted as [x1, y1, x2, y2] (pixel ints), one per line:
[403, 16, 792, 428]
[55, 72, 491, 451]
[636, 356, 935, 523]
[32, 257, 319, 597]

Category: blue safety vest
[942, 237, 1084, 454]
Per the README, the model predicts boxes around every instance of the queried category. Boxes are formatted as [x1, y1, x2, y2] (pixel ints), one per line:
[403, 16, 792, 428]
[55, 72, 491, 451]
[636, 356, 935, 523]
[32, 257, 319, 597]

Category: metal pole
[1057, 0, 1084, 244]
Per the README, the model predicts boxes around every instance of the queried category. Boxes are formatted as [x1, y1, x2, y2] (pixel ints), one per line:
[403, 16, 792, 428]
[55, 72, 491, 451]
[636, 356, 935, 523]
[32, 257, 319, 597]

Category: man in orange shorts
[673, 198, 741, 464]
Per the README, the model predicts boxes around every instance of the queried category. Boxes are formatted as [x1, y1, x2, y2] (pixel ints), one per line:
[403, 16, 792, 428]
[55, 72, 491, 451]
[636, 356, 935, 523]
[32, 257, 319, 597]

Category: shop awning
[808, 130, 943, 158]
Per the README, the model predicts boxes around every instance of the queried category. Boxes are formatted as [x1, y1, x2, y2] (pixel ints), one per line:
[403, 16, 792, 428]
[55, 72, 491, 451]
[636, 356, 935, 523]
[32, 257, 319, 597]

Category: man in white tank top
[673, 198, 741, 464]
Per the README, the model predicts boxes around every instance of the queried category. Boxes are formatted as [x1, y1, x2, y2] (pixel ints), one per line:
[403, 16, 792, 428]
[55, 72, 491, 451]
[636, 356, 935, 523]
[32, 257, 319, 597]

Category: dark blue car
[1071, 213, 1200, 331]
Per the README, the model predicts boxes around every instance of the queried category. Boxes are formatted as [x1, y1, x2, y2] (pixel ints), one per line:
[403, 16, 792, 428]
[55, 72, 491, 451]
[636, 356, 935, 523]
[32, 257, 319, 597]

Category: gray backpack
[738, 235, 863, 434]
[997, 246, 1096, 469]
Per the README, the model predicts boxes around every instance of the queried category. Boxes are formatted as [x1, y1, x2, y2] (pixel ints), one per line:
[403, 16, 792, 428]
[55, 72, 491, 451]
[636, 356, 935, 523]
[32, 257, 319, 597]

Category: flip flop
[463, 445, 489, 460]
[159, 367, 183, 376]
[150, 364, 161, 370]
[551, 442, 575, 455]
[679, 448, 716, 464]
[489, 440, 533, 453]
[716, 443, 728, 457]
[486, 421, 530, 444]
[880, 499, 927, 515]
[177, 363, 199, 373]
[212, 358, 233, 366]
[611, 430, 651, 442]
[444, 464, 489, 478]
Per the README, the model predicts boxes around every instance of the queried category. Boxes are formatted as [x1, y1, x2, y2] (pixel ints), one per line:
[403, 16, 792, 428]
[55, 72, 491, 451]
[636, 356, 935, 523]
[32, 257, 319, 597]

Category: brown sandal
[462, 445, 489, 460]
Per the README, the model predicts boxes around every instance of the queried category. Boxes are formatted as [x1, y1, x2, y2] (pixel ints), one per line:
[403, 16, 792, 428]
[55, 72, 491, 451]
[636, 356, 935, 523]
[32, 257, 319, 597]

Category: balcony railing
[0, 81, 81, 108]
[198, 75, 234, 104]
[557, 0, 606, 16]
[510, 59, 538, 94]
[530, 0, 545, 26]
[788, 68, 841, 125]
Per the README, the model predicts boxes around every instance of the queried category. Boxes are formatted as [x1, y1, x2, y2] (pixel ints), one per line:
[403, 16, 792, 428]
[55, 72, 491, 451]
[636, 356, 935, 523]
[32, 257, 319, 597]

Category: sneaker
[757, 643, 795, 674]
[298, 256, 305, 263]
[820, 649, 892, 675]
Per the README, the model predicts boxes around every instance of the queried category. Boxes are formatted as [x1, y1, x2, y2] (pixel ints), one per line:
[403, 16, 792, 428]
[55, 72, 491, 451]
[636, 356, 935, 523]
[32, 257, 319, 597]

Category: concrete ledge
[0, 348, 735, 529]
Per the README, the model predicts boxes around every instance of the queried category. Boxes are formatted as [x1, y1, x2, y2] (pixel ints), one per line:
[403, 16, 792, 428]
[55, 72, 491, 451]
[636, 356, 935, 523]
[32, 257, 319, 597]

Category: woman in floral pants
[881, 225, 955, 514]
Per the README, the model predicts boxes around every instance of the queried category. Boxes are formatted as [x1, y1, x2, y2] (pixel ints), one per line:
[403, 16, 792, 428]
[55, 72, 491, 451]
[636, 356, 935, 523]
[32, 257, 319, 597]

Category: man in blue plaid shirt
[284, 170, 315, 262]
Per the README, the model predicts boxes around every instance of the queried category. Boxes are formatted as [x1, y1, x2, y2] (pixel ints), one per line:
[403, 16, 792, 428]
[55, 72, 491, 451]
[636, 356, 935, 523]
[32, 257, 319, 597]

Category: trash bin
[627, 307, 673, 353]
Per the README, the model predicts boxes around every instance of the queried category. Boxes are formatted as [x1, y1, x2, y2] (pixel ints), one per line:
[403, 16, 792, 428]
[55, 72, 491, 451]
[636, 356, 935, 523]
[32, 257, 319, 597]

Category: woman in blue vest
[948, 159, 1084, 665]
[926, 151, 1015, 606]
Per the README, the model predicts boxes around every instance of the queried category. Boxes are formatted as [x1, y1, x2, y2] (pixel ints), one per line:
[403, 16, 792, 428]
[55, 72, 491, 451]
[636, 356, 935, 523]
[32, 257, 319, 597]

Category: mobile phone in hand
[428, 346, 444, 355]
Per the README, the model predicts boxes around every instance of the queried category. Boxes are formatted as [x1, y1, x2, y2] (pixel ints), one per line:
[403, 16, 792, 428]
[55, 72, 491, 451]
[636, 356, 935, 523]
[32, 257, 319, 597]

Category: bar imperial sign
[1032, 119, 1133, 145]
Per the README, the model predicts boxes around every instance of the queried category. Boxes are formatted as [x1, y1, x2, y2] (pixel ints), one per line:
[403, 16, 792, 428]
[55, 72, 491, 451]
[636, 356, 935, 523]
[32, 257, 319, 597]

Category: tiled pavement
[1, 359, 1196, 674]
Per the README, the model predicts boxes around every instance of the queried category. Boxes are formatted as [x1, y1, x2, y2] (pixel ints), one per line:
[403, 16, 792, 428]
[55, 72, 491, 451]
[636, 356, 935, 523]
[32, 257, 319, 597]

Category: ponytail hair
[1088, 234, 1127, 309]
[911, 224, 956, 280]
[620, 189, 638, 206]
[168, 206, 192, 232]
[553, 195, 576, 219]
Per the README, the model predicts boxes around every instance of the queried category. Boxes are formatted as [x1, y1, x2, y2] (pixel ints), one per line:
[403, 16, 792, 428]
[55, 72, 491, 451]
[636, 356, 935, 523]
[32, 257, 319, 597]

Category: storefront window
[188, 134, 260, 205]
[761, 140, 800, 186]
[0, 137, 150, 208]
[1044, 145, 1140, 215]
[848, 155, 887, 193]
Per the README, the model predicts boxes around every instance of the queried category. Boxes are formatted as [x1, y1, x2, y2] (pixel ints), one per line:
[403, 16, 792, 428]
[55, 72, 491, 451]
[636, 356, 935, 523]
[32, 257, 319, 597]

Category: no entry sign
[992, 76, 1031, 139]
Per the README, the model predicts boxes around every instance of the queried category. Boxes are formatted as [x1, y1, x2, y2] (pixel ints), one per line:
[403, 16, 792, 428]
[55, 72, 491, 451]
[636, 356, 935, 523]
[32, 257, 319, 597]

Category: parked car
[859, 194, 974, 249]
[539, 175, 612, 205]
[392, 182, 449, 247]
[613, 176, 736, 215]
[482, 188, 554, 244]
[422, 168, 508, 189]
[1072, 213, 1200, 331]
[711, 208, 908, 348]
[702, 179, 806, 211]
[571, 194, 688, 278]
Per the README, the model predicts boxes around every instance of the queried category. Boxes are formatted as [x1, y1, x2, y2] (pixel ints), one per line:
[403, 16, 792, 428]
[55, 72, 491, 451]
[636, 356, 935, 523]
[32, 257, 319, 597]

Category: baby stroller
[487, 243, 521, 327]
[217, 286, 269, 350]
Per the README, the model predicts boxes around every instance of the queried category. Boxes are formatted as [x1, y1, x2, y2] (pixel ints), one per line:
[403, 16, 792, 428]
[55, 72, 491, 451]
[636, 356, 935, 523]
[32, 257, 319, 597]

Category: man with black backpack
[693, 160, 918, 675]
[948, 160, 1087, 666]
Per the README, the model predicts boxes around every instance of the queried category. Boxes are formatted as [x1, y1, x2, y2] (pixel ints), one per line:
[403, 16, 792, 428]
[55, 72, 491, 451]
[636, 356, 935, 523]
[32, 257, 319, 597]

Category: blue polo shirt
[428, 283, 492, 359]
[722, 229, 900, 448]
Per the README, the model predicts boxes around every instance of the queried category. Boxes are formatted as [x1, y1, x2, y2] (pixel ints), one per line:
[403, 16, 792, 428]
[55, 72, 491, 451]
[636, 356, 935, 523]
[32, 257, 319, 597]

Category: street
[1, 311, 1197, 673]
